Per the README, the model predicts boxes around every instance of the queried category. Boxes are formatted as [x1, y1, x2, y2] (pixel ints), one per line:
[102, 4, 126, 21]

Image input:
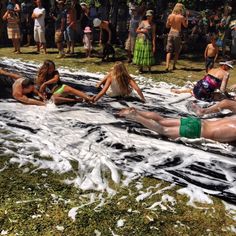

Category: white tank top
[106, 79, 130, 97]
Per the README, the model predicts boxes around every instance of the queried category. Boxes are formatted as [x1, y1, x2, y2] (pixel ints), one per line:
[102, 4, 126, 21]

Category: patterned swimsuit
[193, 74, 222, 101]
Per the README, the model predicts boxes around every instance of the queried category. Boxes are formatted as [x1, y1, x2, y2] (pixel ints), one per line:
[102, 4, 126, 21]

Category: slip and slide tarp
[0, 59, 236, 204]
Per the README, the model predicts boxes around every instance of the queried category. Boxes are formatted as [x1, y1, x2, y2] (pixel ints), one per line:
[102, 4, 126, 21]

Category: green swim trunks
[179, 117, 201, 139]
[53, 84, 66, 95]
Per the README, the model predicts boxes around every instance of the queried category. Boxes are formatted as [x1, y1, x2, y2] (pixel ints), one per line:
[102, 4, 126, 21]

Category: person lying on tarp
[94, 61, 146, 103]
[35, 60, 93, 105]
[118, 107, 236, 143]
[0, 68, 45, 106]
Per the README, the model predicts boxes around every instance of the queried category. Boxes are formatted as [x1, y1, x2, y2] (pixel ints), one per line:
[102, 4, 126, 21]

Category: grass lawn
[0, 45, 236, 235]
[0, 45, 235, 86]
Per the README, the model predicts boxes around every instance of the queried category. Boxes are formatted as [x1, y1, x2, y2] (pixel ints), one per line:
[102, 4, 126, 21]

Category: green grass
[0, 154, 235, 236]
[0, 45, 235, 86]
[0, 46, 236, 235]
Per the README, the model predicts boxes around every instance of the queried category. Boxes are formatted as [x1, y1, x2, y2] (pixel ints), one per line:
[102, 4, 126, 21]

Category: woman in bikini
[35, 60, 93, 105]
[171, 61, 233, 102]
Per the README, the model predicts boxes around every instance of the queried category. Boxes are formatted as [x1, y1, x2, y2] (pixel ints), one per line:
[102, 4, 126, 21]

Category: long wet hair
[36, 60, 56, 86]
[111, 62, 132, 95]
[172, 3, 185, 15]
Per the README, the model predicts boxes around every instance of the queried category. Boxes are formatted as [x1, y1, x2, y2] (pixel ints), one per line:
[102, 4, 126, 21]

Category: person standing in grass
[165, 3, 188, 71]
[125, 5, 142, 63]
[83, 26, 92, 58]
[32, 0, 47, 54]
[2, 3, 21, 54]
[52, 1, 66, 59]
[204, 35, 219, 72]
[133, 10, 156, 73]
[64, 1, 76, 55]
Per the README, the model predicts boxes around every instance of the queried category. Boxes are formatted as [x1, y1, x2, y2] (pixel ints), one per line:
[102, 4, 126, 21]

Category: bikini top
[201, 74, 222, 91]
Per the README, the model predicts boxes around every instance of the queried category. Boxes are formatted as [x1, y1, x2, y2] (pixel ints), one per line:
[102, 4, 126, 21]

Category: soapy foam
[0, 59, 236, 205]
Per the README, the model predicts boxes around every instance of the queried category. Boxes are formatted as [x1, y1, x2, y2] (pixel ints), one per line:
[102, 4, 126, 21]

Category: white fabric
[33, 7, 45, 27]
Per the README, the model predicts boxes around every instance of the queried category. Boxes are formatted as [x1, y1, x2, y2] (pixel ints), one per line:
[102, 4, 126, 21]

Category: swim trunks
[205, 56, 214, 70]
[53, 84, 66, 95]
[166, 31, 181, 53]
[179, 117, 201, 139]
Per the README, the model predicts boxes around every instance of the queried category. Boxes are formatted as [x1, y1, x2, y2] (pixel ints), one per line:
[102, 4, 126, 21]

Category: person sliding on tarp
[118, 107, 236, 143]
[0, 68, 45, 106]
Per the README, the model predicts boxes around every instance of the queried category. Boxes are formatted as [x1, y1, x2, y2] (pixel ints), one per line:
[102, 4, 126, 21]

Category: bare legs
[52, 85, 92, 104]
[165, 52, 171, 71]
[36, 42, 47, 54]
[191, 99, 236, 116]
[173, 52, 179, 70]
[12, 38, 21, 53]
[118, 108, 180, 139]
[165, 52, 179, 71]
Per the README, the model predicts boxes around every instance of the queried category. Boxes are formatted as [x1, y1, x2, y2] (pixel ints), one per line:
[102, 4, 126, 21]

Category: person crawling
[0, 68, 45, 105]
[118, 107, 236, 143]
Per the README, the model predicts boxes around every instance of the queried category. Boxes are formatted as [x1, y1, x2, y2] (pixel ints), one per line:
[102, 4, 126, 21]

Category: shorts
[53, 84, 66, 95]
[34, 26, 46, 43]
[166, 31, 181, 53]
[125, 35, 136, 53]
[55, 30, 64, 43]
[205, 57, 214, 70]
[179, 117, 201, 139]
[7, 27, 20, 39]
[64, 26, 75, 42]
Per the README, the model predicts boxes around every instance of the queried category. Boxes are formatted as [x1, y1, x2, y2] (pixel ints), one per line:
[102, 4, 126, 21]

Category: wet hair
[111, 62, 132, 96]
[36, 60, 56, 86]
[172, 3, 185, 15]
[22, 78, 34, 88]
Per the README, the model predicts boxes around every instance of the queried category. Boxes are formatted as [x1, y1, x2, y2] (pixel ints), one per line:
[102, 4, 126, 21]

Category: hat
[84, 26, 91, 33]
[80, 2, 87, 6]
[146, 10, 153, 17]
[7, 3, 14, 11]
[57, 0, 65, 5]
[219, 61, 234, 69]
[93, 18, 101, 27]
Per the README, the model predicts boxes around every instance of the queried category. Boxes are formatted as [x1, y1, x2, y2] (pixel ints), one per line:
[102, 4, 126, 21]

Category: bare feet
[118, 107, 137, 119]
[190, 102, 204, 116]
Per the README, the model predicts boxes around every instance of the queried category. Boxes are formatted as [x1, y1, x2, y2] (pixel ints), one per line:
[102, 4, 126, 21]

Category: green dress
[133, 21, 155, 66]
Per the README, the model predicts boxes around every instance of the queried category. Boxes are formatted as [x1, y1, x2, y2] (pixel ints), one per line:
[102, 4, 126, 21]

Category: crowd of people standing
[0, 0, 235, 71]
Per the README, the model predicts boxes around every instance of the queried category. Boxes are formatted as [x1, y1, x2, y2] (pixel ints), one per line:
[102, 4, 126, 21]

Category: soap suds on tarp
[0, 59, 236, 205]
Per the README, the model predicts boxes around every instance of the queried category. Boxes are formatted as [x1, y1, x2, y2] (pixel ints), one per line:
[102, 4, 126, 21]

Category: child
[83, 26, 92, 57]
[204, 35, 219, 72]
[94, 61, 145, 102]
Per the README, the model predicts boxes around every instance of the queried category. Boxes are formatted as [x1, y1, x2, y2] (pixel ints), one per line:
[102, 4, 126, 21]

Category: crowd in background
[0, 0, 235, 71]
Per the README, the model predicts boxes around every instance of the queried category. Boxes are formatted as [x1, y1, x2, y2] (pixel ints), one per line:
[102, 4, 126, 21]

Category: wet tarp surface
[0, 59, 236, 203]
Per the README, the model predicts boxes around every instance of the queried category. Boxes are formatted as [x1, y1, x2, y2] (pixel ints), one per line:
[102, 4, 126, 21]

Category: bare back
[203, 116, 236, 142]
[208, 67, 229, 80]
[166, 13, 187, 32]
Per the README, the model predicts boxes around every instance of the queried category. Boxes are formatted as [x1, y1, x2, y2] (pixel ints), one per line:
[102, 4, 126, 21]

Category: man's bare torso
[167, 13, 186, 32]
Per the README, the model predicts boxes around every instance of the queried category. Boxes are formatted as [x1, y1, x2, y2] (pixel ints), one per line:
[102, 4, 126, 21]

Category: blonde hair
[111, 62, 132, 95]
[172, 3, 185, 15]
